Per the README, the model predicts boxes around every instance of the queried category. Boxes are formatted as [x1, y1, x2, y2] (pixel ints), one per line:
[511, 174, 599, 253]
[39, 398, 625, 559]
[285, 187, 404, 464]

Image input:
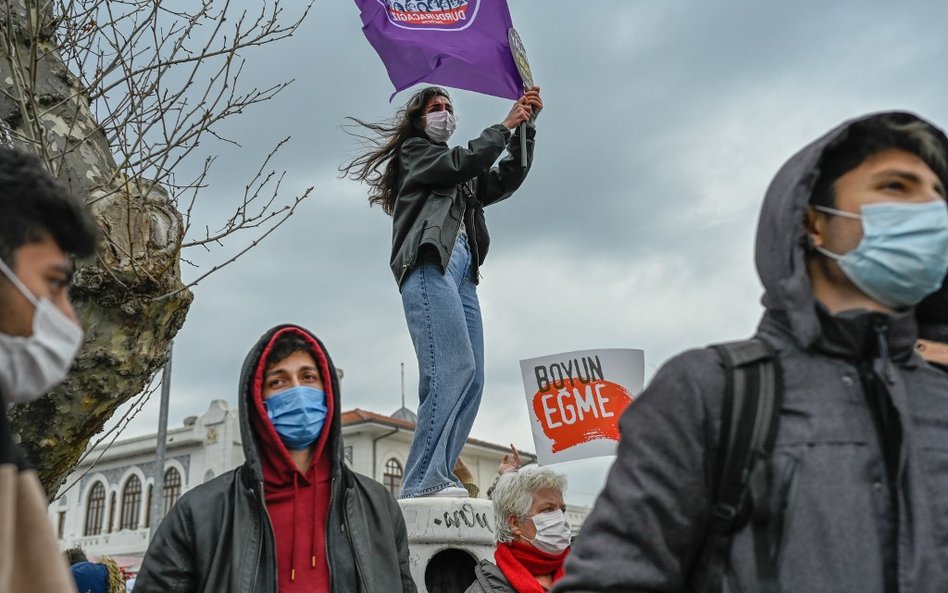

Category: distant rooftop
[390, 406, 418, 423]
[341, 408, 536, 462]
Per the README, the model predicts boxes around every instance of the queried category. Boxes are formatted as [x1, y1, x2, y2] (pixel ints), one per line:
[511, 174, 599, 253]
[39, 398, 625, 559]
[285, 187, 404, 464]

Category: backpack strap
[699, 338, 782, 593]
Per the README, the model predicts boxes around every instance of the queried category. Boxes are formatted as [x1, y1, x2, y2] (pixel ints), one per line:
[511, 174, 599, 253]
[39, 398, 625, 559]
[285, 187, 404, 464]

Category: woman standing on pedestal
[343, 85, 542, 497]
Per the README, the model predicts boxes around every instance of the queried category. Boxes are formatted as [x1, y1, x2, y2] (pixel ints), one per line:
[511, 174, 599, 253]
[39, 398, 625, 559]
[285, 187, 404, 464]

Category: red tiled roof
[342, 408, 416, 430]
[341, 408, 536, 459]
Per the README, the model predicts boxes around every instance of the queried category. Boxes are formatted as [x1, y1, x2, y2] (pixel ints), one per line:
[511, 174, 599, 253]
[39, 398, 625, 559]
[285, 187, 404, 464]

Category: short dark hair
[64, 546, 88, 565]
[265, 332, 317, 370]
[811, 113, 948, 208]
[0, 148, 98, 265]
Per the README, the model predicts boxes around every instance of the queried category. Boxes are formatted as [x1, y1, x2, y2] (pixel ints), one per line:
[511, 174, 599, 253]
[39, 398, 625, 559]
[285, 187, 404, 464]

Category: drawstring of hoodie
[289, 471, 323, 581]
[291, 473, 299, 582]
[311, 480, 319, 569]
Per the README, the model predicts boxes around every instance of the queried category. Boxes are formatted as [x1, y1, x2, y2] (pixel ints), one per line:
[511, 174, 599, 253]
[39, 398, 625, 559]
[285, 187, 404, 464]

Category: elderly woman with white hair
[465, 467, 571, 593]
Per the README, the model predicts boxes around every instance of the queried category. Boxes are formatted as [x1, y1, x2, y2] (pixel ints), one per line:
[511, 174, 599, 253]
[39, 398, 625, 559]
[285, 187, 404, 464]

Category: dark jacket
[70, 559, 125, 593]
[390, 123, 535, 287]
[465, 561, 515, 593]
[555, 112, 948, 593]
[134, 324, 416, 593]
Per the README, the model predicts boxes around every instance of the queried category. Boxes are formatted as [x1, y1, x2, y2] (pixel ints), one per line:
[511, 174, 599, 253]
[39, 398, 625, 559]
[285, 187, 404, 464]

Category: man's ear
[803, 206, 826, 249]
[507, 514, 521, 536]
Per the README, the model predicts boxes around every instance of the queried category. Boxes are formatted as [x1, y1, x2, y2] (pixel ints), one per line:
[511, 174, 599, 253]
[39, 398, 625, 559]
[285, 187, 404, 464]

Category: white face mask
[522, 509, 571, 555]
[0, 257, 84, 404]
[424, 110, 457, 144]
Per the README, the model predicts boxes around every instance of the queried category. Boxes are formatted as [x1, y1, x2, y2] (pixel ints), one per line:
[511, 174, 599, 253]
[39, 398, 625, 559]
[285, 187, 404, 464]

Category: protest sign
[519, 349, 644, 465]
[354, 0, 524, 100]
[508, 28, 533, 88]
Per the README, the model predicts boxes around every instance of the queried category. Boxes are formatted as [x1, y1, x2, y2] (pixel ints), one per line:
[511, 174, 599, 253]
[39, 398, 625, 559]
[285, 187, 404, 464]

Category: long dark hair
[340, 86, 450, 216]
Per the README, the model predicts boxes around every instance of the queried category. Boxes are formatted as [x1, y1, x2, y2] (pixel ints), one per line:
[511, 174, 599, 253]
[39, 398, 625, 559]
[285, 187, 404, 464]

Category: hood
[237, 324, 343, 486]
[754, 111, 948, 349]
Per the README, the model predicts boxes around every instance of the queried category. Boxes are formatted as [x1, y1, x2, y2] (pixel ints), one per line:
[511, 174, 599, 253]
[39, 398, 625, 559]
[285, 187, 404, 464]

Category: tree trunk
[1, 1, 193, 498]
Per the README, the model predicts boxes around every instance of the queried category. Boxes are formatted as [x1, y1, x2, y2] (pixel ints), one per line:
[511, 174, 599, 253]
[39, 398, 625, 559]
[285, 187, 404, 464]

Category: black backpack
[693, 338, 785, 593]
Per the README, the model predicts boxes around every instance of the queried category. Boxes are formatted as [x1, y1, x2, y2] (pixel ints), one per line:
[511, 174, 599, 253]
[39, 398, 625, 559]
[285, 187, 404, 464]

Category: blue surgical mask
[264, 386, 328, 450]
[814, 200, 948, 308]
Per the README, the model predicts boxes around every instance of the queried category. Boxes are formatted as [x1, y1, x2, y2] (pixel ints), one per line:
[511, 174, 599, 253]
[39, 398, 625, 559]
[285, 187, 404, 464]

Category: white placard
[519, 348, 644, 465]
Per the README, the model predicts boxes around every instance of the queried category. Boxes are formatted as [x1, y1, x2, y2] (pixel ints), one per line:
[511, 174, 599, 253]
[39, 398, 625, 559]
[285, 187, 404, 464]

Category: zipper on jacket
[325, 477, 336, 592]
[342, 490, 369, 590]
[872, 320, 894, 384]
[774, 457, 800, 578]
[465, 197, 481, 282]
[469, 211, 478, 279]
[458, 182, 478, 265]
[256, 480, 279, 592]
[248, 483, 264, 591]
[859, 321, 902, 589]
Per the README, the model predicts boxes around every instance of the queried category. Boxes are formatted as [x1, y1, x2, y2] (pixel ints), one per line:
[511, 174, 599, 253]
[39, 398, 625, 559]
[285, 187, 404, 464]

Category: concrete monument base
[399, 497, 495, 593]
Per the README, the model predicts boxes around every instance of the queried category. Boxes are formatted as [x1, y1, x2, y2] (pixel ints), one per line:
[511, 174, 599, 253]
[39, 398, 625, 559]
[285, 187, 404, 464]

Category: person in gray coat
[554, 112, 948, 593]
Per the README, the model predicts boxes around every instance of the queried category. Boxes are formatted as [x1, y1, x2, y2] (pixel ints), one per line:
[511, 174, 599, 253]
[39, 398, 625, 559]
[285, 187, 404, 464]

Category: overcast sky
[112, 0, 948, 505]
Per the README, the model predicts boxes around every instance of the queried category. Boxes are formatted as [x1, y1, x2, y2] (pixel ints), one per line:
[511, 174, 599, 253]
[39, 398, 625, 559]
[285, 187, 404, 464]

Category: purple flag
[354, 0, 525, 101]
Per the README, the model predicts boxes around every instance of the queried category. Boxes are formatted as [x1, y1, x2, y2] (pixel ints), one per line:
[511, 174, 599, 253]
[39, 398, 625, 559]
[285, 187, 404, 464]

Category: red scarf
[494, 540, 567, 593]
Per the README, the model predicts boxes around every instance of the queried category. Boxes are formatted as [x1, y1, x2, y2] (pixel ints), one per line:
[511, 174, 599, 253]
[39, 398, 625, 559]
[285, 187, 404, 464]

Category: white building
[52, 400, 589, 571]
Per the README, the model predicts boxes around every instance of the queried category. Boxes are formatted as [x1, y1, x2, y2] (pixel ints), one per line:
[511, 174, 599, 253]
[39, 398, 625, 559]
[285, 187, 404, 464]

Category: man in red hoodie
[135, 324, 416, 593]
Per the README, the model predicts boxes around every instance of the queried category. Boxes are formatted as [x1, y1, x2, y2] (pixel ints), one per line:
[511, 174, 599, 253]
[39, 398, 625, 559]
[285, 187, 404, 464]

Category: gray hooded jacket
[554, 112, 948, 593]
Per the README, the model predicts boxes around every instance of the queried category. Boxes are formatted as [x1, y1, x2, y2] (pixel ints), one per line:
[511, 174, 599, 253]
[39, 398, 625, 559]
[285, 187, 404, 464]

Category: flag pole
[508, 28, 534, 169]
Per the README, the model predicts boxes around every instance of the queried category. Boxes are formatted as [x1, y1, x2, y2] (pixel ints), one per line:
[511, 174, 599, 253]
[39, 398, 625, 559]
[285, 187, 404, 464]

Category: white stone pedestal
[399, 497, 495, 593]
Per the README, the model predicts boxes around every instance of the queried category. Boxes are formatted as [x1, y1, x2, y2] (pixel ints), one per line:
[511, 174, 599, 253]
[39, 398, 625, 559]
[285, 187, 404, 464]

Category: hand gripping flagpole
[508, 28, 534, 169]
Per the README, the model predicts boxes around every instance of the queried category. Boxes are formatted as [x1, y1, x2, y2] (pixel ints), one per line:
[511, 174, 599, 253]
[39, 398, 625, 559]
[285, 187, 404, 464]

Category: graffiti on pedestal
[432, 503, 493, 532]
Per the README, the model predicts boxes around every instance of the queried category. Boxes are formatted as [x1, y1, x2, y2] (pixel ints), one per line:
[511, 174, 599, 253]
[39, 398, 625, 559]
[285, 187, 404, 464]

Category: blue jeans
[399, 233, 485, 498]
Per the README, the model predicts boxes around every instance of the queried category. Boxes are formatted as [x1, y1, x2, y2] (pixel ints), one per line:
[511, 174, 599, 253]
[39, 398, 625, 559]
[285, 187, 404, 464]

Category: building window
[163, 467, 182, 514]
[120, 475, 142, 530]
[383, 458, 403, 497]
[83, 481, 106, 536]
[57, 511, 66, 539]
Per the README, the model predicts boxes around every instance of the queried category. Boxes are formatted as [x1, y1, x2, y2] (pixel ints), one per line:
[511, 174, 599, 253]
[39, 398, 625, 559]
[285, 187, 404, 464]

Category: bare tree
[0, 0, 313, 496]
